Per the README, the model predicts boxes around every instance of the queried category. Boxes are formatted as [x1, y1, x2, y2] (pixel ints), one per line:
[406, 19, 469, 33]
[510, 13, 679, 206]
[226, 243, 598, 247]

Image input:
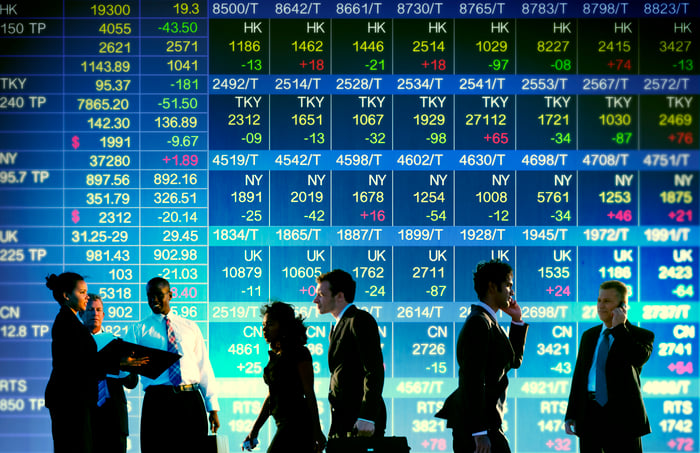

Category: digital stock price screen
[0, 1, 699, 452]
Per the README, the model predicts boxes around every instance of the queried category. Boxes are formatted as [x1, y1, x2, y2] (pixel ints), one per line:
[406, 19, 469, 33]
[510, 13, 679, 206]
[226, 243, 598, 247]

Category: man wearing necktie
[565, 280, 655, 453]
[313, 269, 386, 438]
[435, 259, 528, 453]
[129, 277, 220, 453]
[81, 294, 138, 453]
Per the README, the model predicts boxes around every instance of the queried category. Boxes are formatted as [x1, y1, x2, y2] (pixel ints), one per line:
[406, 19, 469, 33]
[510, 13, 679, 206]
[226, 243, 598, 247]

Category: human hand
[241, 435, 258, 451]
[502, 298, 522, 323]
[313, 430, 326, 453]
[209, 411, 220, 433]
[474, 434, 491, 453]
[564, 419, 576, 436]
[611, 304, 627, 327]
[353, 419, 375, 437]
[120, 355, 149, 367]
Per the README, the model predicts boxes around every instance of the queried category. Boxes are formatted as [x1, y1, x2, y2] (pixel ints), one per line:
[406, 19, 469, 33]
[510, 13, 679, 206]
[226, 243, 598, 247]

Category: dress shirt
[333, 303, 352, 322]
[587, 325, 615, 392]
[129, 313, 219, 411]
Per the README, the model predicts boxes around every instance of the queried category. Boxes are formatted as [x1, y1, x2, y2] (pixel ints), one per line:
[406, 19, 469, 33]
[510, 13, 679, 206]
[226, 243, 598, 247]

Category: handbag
[326, 436, 411, 453]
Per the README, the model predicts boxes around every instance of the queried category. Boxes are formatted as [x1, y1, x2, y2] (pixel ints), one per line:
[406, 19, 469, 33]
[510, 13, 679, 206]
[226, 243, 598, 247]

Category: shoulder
[347, 305, 378, 327]
[292, 344, 312, 362]
[132, 314, 158, 331]
[465, 307, 492, 328]
[626, 323, 655, 341]
[54, 307, 81, 330]
[171, 313, 198, 329]
[581, 325, 602, 339]
[172, 314, 204, 338]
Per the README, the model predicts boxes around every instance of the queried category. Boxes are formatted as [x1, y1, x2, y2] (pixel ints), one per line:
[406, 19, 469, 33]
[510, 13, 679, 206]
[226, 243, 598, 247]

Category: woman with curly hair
[243, 301, 326, 452]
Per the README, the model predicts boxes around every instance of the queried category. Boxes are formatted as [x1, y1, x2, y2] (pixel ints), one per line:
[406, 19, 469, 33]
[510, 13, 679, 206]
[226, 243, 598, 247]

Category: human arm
[610, 312, 654, 367]
[298, 357, 326, 451]
[612, 325, 654, 366]
[457, 314, 490, 434]
[191, 322, 220, 413]
[353, 312, 385, 432]
[564, 328, 598, 435]
[243, 395, 270, 450]
[502, 298, 522, 323]
[474, 434, 491, 453]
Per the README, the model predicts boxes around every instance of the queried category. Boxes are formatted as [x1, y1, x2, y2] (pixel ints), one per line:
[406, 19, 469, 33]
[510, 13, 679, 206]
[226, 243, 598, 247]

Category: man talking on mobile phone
[564, 280, 655, 453]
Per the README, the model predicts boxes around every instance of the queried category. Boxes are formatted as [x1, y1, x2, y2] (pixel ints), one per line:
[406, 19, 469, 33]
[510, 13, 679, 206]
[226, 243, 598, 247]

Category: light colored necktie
[165, 316, 182, 385]
[97, 379, 109, 407]
[595, 330, 611, 406]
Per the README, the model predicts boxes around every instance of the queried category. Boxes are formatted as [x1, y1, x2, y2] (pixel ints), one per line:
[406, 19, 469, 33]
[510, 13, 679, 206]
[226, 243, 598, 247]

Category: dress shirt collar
[333, 303, 352, 323]
[473, 301, 499, 325]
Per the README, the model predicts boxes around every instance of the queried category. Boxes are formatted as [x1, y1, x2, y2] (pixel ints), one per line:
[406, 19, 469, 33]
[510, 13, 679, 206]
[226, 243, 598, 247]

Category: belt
[147, 383, 200, 394]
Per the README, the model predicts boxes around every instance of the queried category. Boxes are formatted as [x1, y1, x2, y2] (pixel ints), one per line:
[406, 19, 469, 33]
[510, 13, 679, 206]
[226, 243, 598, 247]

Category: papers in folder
[100, 338, 181, 379]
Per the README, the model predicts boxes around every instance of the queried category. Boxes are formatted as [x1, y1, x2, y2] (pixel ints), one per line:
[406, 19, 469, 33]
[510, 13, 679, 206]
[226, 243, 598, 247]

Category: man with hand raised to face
[565, 280, 654, 453]
[436, 259, 528, 453]
[128, 277, 219, 453]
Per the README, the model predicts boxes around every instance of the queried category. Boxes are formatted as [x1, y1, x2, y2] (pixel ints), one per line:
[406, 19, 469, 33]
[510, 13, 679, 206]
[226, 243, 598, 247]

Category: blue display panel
[0, 1, 698, 452]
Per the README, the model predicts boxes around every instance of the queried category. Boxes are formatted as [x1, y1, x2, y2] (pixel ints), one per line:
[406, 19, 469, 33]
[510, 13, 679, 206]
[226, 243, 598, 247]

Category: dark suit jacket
[46, 306, 119, 452]
[93, 372, 138, 453]
[45, 306, 101, 409]
[565, 321, 654, 438]
[437, 305, 528, 434]
[328, 304, 386, 435]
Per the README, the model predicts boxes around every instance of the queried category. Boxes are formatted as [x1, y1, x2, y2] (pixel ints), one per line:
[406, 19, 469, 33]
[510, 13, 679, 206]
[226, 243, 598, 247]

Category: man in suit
[81, 294, 138, 453]
[436, 259, 528, 453]
[314, 269, 386, 438]
[565, 280, 654, 453]
[129, 277, 220, 453]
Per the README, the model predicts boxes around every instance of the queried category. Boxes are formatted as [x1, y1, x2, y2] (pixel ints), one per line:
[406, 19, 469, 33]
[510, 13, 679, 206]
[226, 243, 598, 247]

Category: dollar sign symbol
[71, 136, 80, 150]
[71, 209, 80, 224]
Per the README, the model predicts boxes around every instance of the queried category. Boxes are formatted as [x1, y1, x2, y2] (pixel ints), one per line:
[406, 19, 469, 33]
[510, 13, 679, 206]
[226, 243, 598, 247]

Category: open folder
[100, 338, 181, 379]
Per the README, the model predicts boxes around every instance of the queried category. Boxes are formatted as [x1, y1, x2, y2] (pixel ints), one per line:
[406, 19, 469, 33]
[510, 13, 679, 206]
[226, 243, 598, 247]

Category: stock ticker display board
[0, 0, 699, 452]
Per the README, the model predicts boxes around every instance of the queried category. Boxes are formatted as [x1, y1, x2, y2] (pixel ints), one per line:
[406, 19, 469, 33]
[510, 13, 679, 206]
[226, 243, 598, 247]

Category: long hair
[261, 301, 307, 348]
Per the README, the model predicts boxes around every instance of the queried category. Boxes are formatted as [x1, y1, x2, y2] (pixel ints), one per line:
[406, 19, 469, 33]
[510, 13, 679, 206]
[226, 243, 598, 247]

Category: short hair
[261, 301, 307, 346]
[317, 269, 356, 303]
[473, 259, 513, 301]
[45, 272, 84, 305]
[600, 280, 628, 303]
[87, 293, 102, 303]
[147, 277, 170, 291]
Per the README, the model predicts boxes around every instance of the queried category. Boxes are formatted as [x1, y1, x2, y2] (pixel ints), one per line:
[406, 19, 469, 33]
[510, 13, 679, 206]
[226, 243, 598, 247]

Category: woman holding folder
[44, 272, 147, 453]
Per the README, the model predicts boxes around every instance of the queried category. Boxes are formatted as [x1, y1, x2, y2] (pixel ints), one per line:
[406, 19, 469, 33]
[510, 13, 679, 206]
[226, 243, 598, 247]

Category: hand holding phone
[242, 438, 258, 451]
[611, 302, 627, 327]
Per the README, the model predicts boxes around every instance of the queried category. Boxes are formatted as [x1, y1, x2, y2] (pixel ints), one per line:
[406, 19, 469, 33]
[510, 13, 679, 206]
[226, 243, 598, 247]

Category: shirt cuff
[472, 430, 488, 436]
[512, 320, 525, 326]
[357, 418, 374, 425]
[204, 396, 220, 412]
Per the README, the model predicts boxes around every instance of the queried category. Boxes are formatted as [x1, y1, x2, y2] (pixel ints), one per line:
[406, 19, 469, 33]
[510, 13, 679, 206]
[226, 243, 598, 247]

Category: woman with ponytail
[44, 272, 126, 453]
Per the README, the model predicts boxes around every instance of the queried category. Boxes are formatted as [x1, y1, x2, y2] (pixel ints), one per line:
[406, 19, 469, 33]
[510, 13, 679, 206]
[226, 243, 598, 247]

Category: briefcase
[326, 436, 410, 453]
[205, 434, 230, 453]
